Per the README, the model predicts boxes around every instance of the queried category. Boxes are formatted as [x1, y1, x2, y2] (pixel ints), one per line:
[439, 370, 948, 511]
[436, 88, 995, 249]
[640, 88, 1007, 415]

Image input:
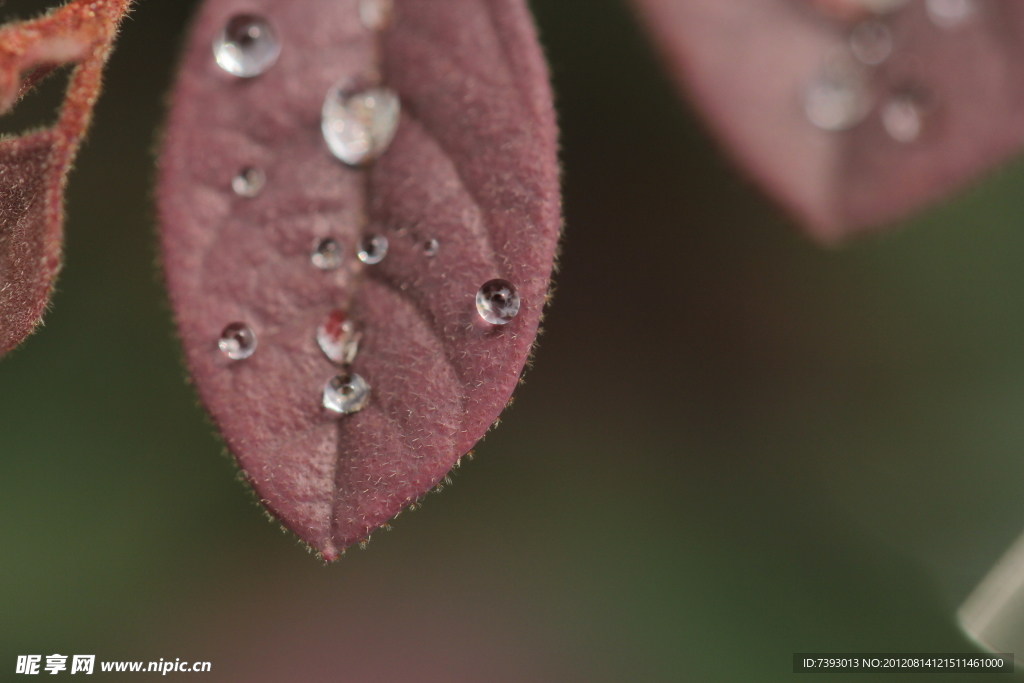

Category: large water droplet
[323, 372, 371, 415]
[317, 310, 362, 365]
[322, 84, 401, 166]
[219, 322, 257, 360]
[232, 167, 265, 198]
[926, 0, 976, 28]
[311, 238, 343, 270]
[881, 87, 932, 143]
[805, 55, 871, 132]
[357, 234, 389, 265]
[424, 238, 440, 257]
[476, 279, 521, 325]
[359, 0, 394, 31]
[213, 15, 281, 78]
[849, 21, 892, 66]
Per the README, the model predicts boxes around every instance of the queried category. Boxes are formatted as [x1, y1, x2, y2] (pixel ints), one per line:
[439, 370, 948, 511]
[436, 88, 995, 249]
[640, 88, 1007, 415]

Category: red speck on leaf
[0, 0, 132, 356]
[632, 0, 1024, 243]
[159, 0, 561, 560]
[322, 310, 347, 340]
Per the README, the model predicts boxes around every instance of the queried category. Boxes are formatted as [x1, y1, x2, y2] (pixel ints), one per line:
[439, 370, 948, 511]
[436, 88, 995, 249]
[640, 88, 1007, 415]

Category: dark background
[3, 0, 1024, 680]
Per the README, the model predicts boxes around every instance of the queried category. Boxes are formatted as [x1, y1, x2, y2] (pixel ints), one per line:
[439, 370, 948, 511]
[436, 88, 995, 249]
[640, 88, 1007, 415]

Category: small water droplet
[926, 0, 976, 28]
[219, 322, 257, 360]
[881, 87, 932, 143]
[311, 238, 343, 270]
[849, 21, 892, 66]
[804, 55, 871, 132]
[359, 0, 394, 31]
[231, 167, 265, 198]
[322, 84, 401, 166]
[424, 238, 439, 257]
[323, 372, 371, 415]
[476, 279, 521, 325]
[357, 234, 389, 265]
[213, 15, 281, 78]
[317, 310, 362, 365]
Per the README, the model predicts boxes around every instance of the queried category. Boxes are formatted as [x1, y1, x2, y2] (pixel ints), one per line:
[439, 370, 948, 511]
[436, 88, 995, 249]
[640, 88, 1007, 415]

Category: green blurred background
[3, 0, 1024, 680]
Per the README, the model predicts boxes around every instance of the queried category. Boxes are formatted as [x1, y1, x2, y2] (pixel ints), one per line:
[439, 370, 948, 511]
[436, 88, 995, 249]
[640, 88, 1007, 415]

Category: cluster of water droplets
[803, 0, 978, 142]
[317, 310, 369, 415]
[211, 1, 522, 418]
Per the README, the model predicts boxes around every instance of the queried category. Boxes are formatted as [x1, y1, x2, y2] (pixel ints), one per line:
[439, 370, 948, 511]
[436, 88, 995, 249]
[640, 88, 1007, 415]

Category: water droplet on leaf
[357, 234, 389, 264]
[231, 167, 265, 198]
[882, 86, 932, 143]
[323, 372, 371, 415]
[219, 322, 257, 360]
[317, 310, 362, 365]
[213, 15, 281, 78]
[322, 84, 401, 166]
[926, 0, 976, 29]
[849, 20, 892, 66]
[805, 54, 871, 132]
[311, 237, 344, 270]
[359, 0, 395, 31]
[476, 279, 520, 325]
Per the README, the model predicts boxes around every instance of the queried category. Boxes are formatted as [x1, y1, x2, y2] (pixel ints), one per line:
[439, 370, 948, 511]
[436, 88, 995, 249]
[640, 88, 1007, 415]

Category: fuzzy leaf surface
[159, 0, 561, 559]
[0, 0, 132, 355]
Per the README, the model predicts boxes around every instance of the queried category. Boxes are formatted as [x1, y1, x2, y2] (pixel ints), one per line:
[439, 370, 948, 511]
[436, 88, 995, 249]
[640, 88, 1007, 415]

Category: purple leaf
[0, 0, 132, 356]
[632, 0, 1024, 243]
[158, 0, 561, 560]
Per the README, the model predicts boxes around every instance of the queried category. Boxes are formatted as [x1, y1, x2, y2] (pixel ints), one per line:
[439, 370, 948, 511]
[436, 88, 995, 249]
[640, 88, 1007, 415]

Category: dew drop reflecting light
[357, 235, 389, 265]
[804, 55, 871, 132]
[213, 15, 281, 78]
[322, 84, 401, 166]
[849, 21, 892, 66]
[359, 0, 395, 31]
[926, 0, 976, 29]
[317, 310, 362, 365]
[232, 167, 265, 198]
[219, 322, 257, 360]
[476, 279, 520, 325]
[311, 238, 344, 270]
[881, 88, 931, 143]
[323, 372, 371, 415]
